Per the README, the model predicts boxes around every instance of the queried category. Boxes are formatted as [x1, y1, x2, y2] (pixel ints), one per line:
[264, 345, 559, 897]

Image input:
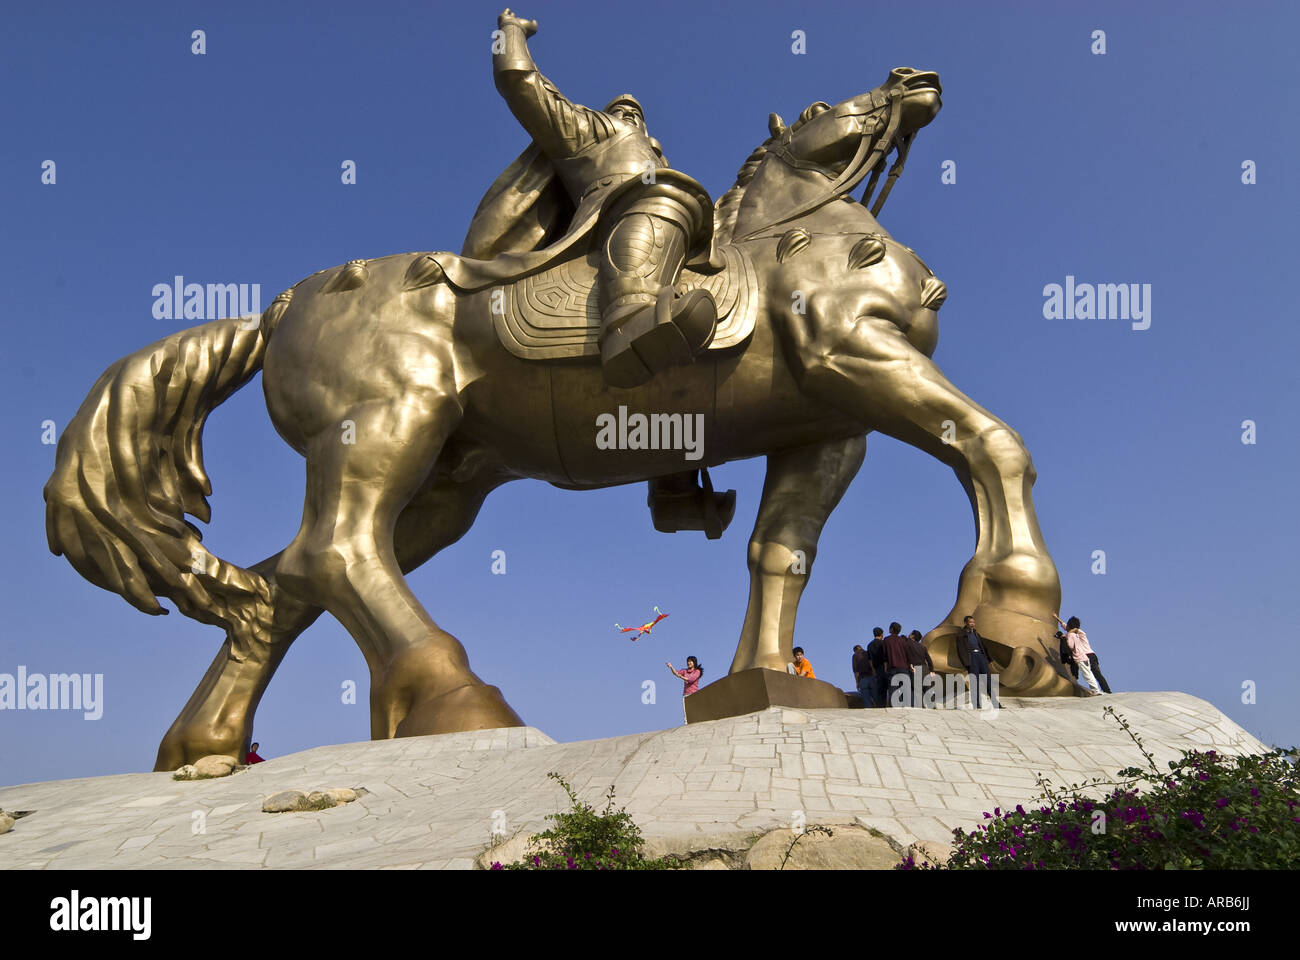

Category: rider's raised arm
[493, 11, 611, 159]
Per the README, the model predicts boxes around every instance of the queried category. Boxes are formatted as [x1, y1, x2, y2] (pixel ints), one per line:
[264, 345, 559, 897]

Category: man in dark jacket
[881, 622, 914, 707]
[906, 630, 934, 706]
[865, 627, 887, 708]
[956, 615, 1001, 709]
[852, 644, 876, 708]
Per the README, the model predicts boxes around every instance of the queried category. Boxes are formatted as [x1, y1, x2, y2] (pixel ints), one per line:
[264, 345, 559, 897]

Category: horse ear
[768, 113, 786, 137]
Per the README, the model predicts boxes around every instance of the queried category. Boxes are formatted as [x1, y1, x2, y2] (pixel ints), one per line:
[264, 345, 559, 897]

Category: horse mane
[713, 102, 831, 245]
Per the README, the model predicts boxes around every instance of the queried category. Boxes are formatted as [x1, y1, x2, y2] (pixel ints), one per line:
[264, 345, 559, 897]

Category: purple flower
[490, 861, 503, 870]
[1216, 797, 1229, 808]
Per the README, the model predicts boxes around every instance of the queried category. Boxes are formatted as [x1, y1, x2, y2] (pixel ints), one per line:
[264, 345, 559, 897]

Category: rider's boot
[598, 212, 716, 389]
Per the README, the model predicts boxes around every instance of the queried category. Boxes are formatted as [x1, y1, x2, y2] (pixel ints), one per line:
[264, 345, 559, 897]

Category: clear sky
[3, 1, 1297, 786]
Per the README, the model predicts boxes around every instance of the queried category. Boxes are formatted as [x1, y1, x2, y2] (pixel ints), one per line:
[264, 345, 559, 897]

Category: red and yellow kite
[615, 606, 669, 641]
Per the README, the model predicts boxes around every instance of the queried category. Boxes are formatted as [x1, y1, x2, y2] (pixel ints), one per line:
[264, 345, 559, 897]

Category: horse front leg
[730, 436, 865, 674]
[782, 311, 1071, 695]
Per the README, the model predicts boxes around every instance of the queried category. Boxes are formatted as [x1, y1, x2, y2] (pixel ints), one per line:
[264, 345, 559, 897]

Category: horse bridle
[738, 85, 912, 239]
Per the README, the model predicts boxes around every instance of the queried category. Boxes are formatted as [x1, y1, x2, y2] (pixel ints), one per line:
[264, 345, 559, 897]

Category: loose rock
[262, 790, 308, 813]
[0, 813, 14, 835]
[193, 755, 239, 778]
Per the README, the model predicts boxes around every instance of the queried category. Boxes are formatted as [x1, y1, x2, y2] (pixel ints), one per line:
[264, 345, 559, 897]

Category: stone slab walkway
[0, 692, 1264, 869]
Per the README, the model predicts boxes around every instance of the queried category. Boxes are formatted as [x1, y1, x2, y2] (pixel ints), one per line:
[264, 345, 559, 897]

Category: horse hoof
[392, 683, 525, 738]
[154, 723, 246, 771]
[998, 647, 1076, 697]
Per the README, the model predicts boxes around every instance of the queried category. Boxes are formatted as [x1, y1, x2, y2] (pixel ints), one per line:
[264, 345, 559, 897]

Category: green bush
[491, 773, 681, 870]
[899, 708, 1299, 870]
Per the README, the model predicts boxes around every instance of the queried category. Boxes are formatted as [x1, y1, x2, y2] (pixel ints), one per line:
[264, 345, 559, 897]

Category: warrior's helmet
[604, 94, 645, 127]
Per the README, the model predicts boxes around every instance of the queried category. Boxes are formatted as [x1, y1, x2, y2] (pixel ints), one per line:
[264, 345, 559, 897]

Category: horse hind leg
[275, 390, 522, 740]
[730, 435, 866, 673]
[153, 557, 321, 770]
[152, 463, 509, 770]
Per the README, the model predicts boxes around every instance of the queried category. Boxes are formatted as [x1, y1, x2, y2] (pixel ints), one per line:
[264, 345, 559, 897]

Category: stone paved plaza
[0, 692, 1265, 869]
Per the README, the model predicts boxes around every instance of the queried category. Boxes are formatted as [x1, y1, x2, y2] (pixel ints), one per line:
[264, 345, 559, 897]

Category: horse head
[720, 67, 942, 242]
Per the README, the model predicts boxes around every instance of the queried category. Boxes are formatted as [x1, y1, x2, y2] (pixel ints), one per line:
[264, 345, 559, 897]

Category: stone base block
[685, 668, 850, 723]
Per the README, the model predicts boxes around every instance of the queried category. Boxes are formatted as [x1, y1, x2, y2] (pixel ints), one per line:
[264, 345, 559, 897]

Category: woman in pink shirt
[1056, 613, 1103, 695]
[667, 656, 702, 696]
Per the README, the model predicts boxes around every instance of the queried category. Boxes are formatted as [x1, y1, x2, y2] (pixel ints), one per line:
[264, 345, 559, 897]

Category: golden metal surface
[44, 11, 1073, 770]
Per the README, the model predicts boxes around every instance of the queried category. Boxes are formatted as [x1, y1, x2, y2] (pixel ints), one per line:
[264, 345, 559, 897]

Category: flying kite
[615, 606, 669, 640]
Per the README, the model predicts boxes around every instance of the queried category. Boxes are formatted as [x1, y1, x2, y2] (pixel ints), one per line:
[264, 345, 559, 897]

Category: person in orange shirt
[792, 647, 816, 678]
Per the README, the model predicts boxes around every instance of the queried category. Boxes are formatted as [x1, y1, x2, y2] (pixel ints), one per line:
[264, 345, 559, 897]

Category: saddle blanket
[493, 243, 758, 361]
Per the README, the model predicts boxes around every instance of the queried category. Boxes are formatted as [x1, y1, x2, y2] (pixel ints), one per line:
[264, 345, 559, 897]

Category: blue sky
[3, 1, 1297, 786]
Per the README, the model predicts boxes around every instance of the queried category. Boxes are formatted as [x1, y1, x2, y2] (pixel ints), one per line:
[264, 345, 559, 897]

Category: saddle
[492, 242, 758, 361]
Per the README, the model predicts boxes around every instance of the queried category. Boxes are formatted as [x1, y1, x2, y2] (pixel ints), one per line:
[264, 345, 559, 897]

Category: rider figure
[493, 9, 717, 388]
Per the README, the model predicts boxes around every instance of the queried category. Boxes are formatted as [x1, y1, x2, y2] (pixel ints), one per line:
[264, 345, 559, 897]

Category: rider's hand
[498, 9, 538, 36]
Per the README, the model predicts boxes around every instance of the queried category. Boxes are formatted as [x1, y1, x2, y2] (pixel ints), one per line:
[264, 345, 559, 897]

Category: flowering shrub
[898, 708, 1299, 870]
[491, 772, 681, 870]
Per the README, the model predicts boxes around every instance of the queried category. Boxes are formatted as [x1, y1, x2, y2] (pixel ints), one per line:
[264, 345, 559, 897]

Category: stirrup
[648, 468, 736, 539]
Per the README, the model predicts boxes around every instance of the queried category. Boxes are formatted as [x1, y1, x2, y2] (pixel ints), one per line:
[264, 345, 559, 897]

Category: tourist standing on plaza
[244, 741, 265, 764]
[907, 630, 935, 704]
[667, 656, 702, 724]
[852, 643, 876, 707]
[1056, 614, 1108, 695]
[866, 628, 887, 708]
[956, 615, 1001, 709]
[881, 622, 914, 706]
[667, 656, 702, 697]
[907, 630, 934, 675]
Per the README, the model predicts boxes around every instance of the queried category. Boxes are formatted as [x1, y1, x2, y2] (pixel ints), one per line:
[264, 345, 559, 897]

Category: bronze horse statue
[44, 65, 1076, 770]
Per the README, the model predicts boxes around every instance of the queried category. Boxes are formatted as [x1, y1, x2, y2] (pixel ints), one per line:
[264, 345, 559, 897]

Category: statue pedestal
[684, 668, 851, 723]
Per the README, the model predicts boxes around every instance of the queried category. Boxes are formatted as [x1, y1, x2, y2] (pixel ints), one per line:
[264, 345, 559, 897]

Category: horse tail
[43, 297, 292, 648]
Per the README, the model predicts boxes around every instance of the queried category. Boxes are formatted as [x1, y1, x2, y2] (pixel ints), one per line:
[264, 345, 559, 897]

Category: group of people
[664, 610, 1110, 709]
[842, 612, 1112, 707]
[849, 622, 953, 709]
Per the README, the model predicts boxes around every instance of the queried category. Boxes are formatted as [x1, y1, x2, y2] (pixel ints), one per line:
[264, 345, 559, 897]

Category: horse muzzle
[887, 67, 943, 129]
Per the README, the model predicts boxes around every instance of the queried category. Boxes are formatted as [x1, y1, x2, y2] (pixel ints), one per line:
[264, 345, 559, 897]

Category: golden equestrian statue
[44, 10, 1076, 769]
